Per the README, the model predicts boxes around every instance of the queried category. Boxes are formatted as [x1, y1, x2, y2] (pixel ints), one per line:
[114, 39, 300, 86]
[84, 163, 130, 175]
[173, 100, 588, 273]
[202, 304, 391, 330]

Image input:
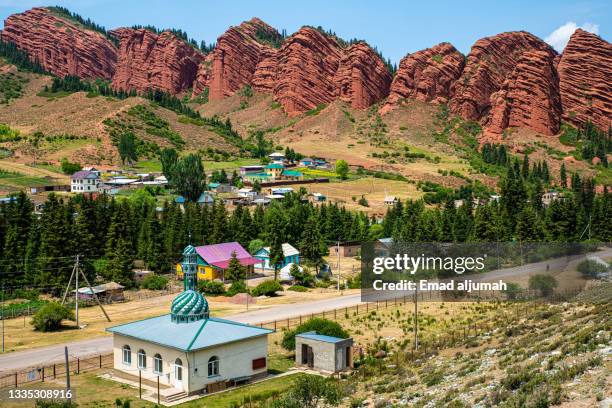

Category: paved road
[1, 246, 610, 374]
[0, 293, 362, 374]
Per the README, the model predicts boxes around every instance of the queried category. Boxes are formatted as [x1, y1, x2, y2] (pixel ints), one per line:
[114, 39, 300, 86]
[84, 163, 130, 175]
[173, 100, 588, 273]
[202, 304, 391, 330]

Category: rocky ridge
[111, 28, 204, 94]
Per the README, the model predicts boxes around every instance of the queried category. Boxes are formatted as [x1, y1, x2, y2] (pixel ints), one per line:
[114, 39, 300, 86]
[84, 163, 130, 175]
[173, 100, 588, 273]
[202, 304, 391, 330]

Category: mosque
[107, 245, 273, 396]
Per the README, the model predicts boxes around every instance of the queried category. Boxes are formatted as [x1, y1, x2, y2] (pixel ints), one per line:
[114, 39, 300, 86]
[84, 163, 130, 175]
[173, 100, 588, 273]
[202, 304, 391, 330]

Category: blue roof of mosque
[107, 315, 273, 351]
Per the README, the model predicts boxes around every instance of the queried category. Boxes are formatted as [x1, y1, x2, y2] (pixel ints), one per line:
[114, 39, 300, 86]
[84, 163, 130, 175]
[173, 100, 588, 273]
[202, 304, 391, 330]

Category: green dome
[171, 289, 209, 323]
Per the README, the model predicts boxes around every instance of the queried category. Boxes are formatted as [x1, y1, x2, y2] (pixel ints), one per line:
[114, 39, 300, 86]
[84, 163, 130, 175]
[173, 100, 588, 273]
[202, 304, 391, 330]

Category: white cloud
[545, 22, 599, 52]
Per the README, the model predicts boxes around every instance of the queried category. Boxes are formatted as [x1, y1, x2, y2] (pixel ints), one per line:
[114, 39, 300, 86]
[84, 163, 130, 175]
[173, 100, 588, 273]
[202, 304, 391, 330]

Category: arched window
[207, 356, 219, 377]
[137, 349, 146, 369]
[175, 358, 183, 381]
[122, 345, 131, 365]
[154, 353, 163, 374]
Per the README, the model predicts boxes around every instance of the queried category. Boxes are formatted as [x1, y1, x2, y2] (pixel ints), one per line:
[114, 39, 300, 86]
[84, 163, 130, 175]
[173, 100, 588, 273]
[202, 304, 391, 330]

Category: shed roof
[266, 163, 284, 169]
[296, 331, 351, 344]
[107, 314, 272, 351]
[257, 243, 300, 258]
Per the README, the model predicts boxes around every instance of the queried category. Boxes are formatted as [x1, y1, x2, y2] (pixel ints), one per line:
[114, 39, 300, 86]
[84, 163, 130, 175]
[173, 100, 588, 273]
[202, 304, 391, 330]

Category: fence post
[53, 364, 56, 379]
[99, 355, 102, 368]
[14, 372, 17, 387]
[299, 315, 302, 325]
[42, 367, 44, 382]
[77, 358, 80, 375]
[287, 319, 289, 329]
[334, 309, 337, 320]
[366, 303, 368, 313]
[274, 320, 276, 331]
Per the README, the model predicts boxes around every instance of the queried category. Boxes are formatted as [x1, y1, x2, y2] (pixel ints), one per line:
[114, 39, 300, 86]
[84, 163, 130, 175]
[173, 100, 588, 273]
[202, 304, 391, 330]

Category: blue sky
[0, 0, 609, 63]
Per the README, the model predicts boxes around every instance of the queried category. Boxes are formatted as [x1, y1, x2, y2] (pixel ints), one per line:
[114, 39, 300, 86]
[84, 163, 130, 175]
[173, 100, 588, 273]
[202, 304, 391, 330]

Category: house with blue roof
[107, 245, 273, 399]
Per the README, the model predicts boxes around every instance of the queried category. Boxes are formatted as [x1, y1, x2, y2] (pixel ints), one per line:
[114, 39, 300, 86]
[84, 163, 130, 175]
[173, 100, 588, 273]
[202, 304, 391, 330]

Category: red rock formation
[111, 28, 204, 94]
[208, 18, 280, 100]
[381, 42, 464, 114]
[1, 7, 117, 79]
[252, 48, 278, 93]
[334, 43, 392, 109]
[450, 31, 555, 121]
[557, 29, 612, 131]
[192, 53, 213, 97]
[485, 50, 561, 136]
[274, 27, 342, 116]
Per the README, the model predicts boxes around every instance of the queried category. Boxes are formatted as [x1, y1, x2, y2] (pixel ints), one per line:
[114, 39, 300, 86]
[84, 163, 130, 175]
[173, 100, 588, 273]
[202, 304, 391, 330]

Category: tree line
[0, 189, 369, 292]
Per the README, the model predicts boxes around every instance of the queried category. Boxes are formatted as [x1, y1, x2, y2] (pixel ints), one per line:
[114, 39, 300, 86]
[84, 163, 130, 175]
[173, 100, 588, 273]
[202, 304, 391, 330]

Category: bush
[290, 264, 314, 287]
[251, 280, 283, 297]
[31, 302, 74, 332]
[504, 282, 522, 300]
[60, 158, 82, 175]
[273, 375, 342, 407]
[140, 274, 168, 290]
[198, 280, 226, 295]
[281, 318, 349, 351]
[529, 274, 558, 297]
[288, 285, 308, 292]
[226, 280, 248, 297]
[577, 259, 608, 279]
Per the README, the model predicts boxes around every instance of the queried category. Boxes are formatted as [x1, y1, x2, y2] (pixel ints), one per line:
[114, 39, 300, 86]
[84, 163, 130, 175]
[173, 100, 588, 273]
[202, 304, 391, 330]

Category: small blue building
[254, 243, 300, 270]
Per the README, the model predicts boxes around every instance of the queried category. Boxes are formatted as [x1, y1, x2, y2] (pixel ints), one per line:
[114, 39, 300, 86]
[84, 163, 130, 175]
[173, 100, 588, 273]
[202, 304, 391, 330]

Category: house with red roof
[175, 242, 259, 281]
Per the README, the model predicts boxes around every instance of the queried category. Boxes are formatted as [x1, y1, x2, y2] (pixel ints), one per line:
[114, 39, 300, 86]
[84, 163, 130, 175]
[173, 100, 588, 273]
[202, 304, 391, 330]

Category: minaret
[171, 245, 209, 323]
[182, 245, 198, 291]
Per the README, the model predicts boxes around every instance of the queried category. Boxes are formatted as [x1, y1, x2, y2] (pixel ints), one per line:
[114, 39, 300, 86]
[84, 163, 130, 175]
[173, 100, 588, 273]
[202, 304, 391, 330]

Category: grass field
[286, 176, 422, 214]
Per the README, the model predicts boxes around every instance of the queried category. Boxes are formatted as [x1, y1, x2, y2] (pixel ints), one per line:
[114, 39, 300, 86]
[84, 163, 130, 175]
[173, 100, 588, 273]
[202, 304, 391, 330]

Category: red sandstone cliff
[1, 7, 117, 79]
[449, 32, 555, 122]
[111, 28, 204, 94]
[557, 29, 612, 131]
[206, 18, 280, 100]
[251, 47, 278, 94]
[486, 50, 561, 136]
[334, 43, 392, 109]
[381, 42, 464, 114]
[274, 27, 343, 116]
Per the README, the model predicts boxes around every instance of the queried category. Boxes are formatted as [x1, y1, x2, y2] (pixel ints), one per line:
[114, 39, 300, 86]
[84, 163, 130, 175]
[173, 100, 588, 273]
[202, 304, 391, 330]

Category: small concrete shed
[295, 332, 353, 373]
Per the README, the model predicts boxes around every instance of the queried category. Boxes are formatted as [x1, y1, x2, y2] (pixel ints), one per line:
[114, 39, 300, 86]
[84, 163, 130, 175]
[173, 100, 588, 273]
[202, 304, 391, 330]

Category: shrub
[140, 274, 168, 290]
[273, 375, 342, 407]
[290, 264, 314, 287]
[198, 280, 226, 295]
[226, 280, 248, 297]
[288, 285, 308, 292]
[504, 282, 522, 300]
[357, 196, 369, 207]
[251, 280, 283, 297]
[528, 274, 558, 297]
[60, 158, 82, 175]
[576, 259, 608, 279]
[31, 302, 74, 332]
[281, 318, 349, 351]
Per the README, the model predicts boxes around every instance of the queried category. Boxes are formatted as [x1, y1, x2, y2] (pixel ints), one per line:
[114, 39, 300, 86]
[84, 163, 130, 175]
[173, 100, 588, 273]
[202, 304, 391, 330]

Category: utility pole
[414, 285, 419, 351]
[64, 346, 71, 403]
[336, 240, 340, 291]
[75, 255, 79, 328]
[1, 281, 4, 353]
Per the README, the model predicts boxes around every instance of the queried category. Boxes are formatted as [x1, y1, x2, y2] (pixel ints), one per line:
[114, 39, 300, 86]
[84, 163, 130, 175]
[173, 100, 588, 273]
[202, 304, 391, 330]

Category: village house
[329, 241, 361, 257]
[71, 170, 101, 193]
[176, 242, 259, 281]
[175, 192, 214, 207]
[73, 281, 125, 302]
[208, 183, 233, 193]
[253, 243, 300, 271]
[268, 152, 285, 163]
[384, 195, 398, 206]
[239, 165, 264, 176]
[108, 246, 272, 399]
